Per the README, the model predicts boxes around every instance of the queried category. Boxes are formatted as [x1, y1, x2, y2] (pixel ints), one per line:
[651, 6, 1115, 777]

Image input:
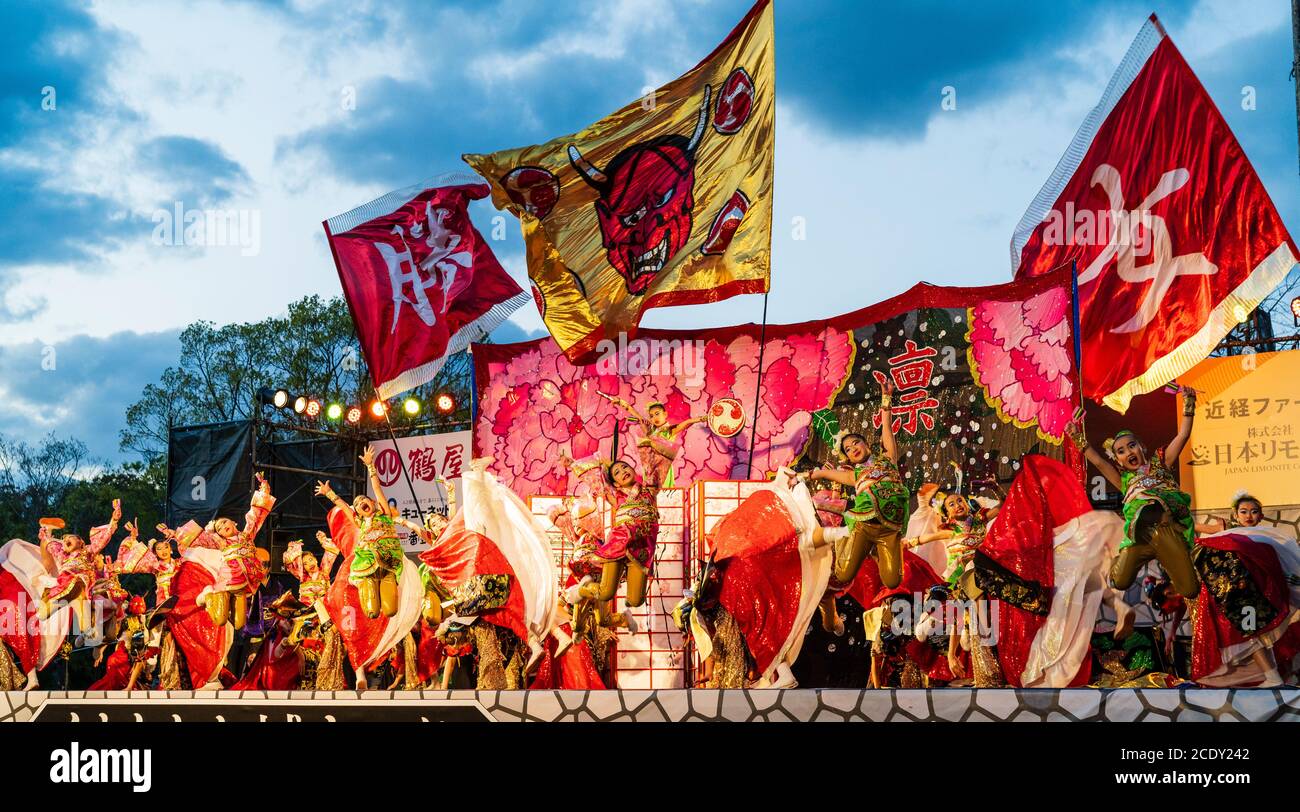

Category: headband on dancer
[1102, 430, 1138, 461]
[1232, 490, 1262, 511]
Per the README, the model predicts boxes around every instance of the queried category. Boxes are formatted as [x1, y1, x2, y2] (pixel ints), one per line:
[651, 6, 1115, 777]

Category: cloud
[0, 329, 181, 463]
[0, 0, 1295, 463]
[135, 135, 252, 208]
[774, 0, 1199, 137]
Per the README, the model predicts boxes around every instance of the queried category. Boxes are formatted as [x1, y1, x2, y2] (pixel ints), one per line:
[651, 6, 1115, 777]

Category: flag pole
[380, 409, 430, 523]
[1070, 259, 1089, 488]
[1291, 0, 1299, 175]
[745, 290, 770, 479]
[1070, 259, 1085, 405]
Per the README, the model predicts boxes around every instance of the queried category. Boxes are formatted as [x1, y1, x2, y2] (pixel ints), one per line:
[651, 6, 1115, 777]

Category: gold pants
[1109, 511, 1199, 598]
[834, 520, 902, 590]
[579, 558, 648, 627]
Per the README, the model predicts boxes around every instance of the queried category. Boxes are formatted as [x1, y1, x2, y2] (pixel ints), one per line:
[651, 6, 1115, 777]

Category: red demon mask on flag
[568, 91, 710, 294]
[1012, 16, 1298, 412]
[464, 0, 775, 364]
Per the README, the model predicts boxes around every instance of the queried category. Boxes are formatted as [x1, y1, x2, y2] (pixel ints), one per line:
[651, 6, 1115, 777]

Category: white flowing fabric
[752, 479, 833, 686]
[364, 559, 424, 670]
[1020, 510, 1125, 688]
[0, 539, 71, 670]
[1196, 525, 1300, 687]
[902, 504, 949, 577]
[460, 468, 558, 654]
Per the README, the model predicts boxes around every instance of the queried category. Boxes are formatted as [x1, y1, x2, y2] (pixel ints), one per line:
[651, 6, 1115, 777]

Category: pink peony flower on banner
[968, 286, 1074, 442]
[475, 327, 856, 497]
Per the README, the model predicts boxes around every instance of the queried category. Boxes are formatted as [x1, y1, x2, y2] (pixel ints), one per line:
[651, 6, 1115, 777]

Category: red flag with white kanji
[1012, 15, 1298, 413]
[325, 175, 530, 399]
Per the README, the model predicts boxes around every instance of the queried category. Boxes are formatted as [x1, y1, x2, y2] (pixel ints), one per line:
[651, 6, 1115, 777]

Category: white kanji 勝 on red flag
[1012, 15, 1298, 413]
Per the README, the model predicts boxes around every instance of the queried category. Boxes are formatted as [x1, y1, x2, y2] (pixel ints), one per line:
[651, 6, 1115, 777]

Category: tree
[0, 432, 91, 540]
[119, 295, 475, 463]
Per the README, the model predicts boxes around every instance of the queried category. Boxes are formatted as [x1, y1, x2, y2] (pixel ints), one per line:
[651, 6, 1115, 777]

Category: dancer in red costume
[529, 600, 607, 690]
[314, 461, 424, 691]
[231, 593, 307, 691]
[0, 523, 85, 689]
[412, 462, 557, 688]
[559, 451, 661, 633]
[163, 476, 275, 689]
[675, 471, 833, 688]
[89, 595, 167, 692]
[1192, 493, 1300, 686]
[116, 522, 181, 604]
[970, 454, 1128, 687]
[284, 533, 339, 611]
[37, 499, 121, 629]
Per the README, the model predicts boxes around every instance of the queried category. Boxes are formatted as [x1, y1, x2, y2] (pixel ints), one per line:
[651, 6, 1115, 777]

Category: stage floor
[3, 688, 1299, 722]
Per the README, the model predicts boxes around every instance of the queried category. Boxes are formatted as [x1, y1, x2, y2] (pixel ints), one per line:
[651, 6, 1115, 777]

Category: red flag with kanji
[324, 175, 530, 399]
[1012, 15, 1298, 413]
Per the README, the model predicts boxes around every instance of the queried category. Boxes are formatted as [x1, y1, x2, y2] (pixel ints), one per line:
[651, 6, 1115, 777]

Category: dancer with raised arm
[559, 450, 661, 632]
[608, 395, 706, 488]
[1073, 388, 1200, 602]
[315, 447, 404, 619]
[164, 476, 275, 689]
[806, 378, 906, 588]
[37, 498, 121, 630]
[313, 449, 424, 690]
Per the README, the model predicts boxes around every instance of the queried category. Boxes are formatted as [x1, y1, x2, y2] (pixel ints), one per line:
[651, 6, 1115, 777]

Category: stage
[4, 688, 1298, 723]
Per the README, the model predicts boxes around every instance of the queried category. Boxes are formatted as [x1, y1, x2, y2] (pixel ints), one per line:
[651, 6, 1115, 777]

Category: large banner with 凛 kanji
[365, 430, 471, 552]
[1178, 349, 1300, 510]
[473, 270, 1079, 499]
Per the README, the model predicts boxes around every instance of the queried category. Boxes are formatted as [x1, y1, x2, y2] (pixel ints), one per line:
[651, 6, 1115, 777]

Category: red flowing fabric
[847, 551, 944, 611]
[1191, 532, 1288, 681]
[416, 620, 444, 685]
[712, 489, 804, 675]
[322, 507, 394, 669]
[166, 559, 230, 687]
[978, 455, 1093, 687]
[89, 644, 131, 690]
[416, 512, 527, 643]
[231, 626, 301, 691]
[0, 569, 41, 673]
[528, 625, 607, 690]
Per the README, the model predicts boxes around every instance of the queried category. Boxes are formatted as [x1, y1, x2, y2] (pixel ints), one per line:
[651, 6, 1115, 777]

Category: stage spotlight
[293, 396, 307, 414]
[403, 397, 420, 416]
[258, 387, 291, 409]
[305, 399, 321, 418]
[369, 400, 388, 418]
[345, 406, 363, 425]
[326, 403, 343, 421]
[434, 392, 456, 415]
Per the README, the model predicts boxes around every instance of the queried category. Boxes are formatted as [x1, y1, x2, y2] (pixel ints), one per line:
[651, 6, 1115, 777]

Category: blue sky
[1, 0, 1296, 465]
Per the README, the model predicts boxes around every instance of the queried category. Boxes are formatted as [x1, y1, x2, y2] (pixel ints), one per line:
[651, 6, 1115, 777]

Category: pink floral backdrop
[473, 325, 855, 498]
[473, 272, 1079, 497]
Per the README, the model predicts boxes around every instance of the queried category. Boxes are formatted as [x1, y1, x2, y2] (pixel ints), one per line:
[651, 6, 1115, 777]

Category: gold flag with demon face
[464, 0, 774, 364]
